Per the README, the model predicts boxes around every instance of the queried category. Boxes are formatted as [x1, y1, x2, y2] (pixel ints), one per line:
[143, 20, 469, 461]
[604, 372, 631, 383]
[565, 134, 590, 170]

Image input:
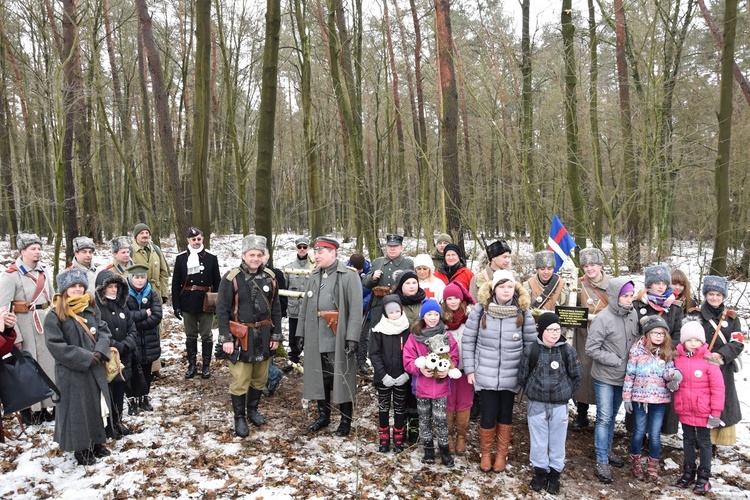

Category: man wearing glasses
[172, 227, 221, 379]
[283, 237, 314, 371]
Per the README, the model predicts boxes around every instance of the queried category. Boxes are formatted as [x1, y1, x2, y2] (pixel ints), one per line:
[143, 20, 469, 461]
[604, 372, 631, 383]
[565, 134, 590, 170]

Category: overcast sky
[501, 0, 587, 34]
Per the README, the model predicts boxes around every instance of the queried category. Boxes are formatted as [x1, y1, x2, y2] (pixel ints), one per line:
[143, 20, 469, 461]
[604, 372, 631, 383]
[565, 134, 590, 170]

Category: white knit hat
[413, 254, 434, 272]
[492, 269, 515, 289]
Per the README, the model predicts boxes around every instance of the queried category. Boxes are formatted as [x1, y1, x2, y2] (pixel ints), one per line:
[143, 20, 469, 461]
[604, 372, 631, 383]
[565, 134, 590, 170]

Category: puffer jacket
[518, 337, 583, 404]
[622, 337, 676, 404]
[462, 281, 536, 393]
[127, 281, 163, 365]
[95, 271, 137, 381]
[586, 277, 639, 386]
[403, 329, 459, 399]
[673, 343, 725, 427]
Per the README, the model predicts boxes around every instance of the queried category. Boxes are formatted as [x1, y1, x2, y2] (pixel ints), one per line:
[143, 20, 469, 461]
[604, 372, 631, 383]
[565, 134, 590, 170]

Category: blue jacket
[347, 258, 372, 319]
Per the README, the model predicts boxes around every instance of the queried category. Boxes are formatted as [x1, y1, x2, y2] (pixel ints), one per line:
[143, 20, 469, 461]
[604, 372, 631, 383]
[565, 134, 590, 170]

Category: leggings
[377, 383, 409, 429]
[479, 390, 516, 428]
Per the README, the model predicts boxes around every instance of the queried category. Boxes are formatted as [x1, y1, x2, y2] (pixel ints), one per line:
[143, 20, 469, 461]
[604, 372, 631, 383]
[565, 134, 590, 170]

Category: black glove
[90, 351, 102, 367]
[174, 309, 183, 321]
[344, 340, 358, 357]
[162, 297, 169, 306]
[297, 336, 304, 352]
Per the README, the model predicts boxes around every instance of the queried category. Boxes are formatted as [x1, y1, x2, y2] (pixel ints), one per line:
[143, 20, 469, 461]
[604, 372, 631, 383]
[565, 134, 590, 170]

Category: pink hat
[443, 282, 476, 305]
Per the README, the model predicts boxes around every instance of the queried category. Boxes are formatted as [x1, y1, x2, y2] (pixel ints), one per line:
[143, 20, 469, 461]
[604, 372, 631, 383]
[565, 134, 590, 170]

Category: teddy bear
[414, 333, 462, 381]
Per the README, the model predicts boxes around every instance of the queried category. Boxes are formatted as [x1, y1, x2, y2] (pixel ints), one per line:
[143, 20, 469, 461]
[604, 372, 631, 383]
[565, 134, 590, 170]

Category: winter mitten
[623, 401, 633, 413]
[707, 415, 725, 429]
[394, 373, 410, 386]
[382, 374, 396, 387]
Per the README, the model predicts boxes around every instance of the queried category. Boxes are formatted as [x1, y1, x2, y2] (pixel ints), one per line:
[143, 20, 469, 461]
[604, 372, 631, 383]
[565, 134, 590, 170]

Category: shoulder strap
[232, 278, 240, 322]
[529, 342, 540, 372]
[708, 309, 727, 351]
[226, 267, 242, 281]
[74, 315, 96, 343]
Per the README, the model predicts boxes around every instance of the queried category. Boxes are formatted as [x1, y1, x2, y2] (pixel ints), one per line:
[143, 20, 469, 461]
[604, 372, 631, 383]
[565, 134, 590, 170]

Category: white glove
[707, 415, 725, 429]
[394, 373, 410, 386]
[381, 374, 396, 387]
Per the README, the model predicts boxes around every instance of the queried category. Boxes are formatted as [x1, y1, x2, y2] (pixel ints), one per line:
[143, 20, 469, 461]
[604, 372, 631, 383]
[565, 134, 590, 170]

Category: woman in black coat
[126, 264, 163, 414]
[96, 271, 137, 437]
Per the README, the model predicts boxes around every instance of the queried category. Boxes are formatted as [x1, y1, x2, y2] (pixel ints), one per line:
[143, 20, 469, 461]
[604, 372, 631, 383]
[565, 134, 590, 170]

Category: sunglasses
[297, 245, 309, 249]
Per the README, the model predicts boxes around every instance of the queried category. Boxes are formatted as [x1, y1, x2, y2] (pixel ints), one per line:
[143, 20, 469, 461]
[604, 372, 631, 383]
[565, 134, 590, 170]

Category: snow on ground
[0, 233, 749, 498]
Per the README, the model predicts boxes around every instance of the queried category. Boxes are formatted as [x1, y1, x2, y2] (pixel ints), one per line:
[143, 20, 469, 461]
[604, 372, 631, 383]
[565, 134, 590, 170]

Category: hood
[95, 271, 129, 307]
[606, 276, 634, 314]
[477, 280, 531, 311]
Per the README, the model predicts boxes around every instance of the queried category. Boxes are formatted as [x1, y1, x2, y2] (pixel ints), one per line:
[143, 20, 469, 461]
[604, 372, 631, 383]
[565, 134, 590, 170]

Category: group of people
[1, 228, 744, 497]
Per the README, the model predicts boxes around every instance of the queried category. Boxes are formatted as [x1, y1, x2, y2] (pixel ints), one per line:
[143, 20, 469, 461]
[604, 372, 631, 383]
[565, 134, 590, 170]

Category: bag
[373, 286, 391, 297]
[229, 320, 249, 351]
[126, 362, 149, 398]
[203, 292, 219, 313]
[0, 347, 60, 415]
[105, 347, 125, 383]
[317, 310, 339, 335]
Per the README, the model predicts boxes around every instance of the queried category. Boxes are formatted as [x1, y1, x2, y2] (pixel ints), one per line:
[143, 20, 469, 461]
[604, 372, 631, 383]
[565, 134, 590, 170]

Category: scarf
[444, 307, 467, 331]
[704, 302, 724, 319]
[129, 282, 153, 305]
[413, 321, 446, 344]
[372, 313, 410, 335]
[486, 298, 519, 320]
[187, 245, 204, 275]
[439, 261, 462, 280]
[397, 287, 426, 306]
[645, 287, 676, 312]
[52, 293, 90, 322]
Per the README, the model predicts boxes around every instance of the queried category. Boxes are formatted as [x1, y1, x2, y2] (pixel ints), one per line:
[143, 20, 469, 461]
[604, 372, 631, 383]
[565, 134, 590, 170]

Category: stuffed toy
[414, 333, 461, 381]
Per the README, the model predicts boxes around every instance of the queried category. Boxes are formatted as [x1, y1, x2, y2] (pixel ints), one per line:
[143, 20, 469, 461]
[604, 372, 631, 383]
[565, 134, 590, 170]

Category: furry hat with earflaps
[95, 270, 130, 307]
[477, 274, 531, 311]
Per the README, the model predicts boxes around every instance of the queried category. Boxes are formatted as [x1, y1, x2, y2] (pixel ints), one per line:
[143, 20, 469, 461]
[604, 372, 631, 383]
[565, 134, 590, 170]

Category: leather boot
[446, 411, 455, 453]
[378, 426, 390, 452]
[231, 394, 249, 437]
[335, 402, 353, 436]
[307, 399, 331, 432]
[115, 406, 131, 437]
[392, 427, 405, 453]
[139, 396, 154, 412]
[493, 423, 512, 473]
[438, 444, 454, 467]
[185, 341, 198, 379]
[246, 388, 266, 427]
[201, 341, 212, 379]
[479, 426, 495, 472]
[645, 456, 659, 483]
[630, 453, 644, 480]
[455, 409, 470, 454]
[546, 468, 561, 494]
[128, 398, 139, 416]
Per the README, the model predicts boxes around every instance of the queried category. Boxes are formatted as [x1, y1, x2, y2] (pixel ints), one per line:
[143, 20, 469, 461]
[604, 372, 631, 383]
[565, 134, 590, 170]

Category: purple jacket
[403, 331, 459, 399]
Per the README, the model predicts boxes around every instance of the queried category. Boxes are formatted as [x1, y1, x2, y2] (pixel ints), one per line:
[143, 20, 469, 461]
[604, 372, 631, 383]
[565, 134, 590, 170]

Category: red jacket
[673, 343, 725, 427]
[0, 328, 17, 357]
[434, 266, 474, 292]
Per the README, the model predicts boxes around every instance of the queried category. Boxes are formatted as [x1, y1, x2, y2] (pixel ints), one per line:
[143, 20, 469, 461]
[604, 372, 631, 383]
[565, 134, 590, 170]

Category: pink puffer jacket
[673, 343, 725, 427]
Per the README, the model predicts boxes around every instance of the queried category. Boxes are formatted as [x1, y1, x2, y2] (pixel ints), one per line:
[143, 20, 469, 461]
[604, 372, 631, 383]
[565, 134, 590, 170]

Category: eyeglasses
[296, 245, 309, 249]
[650, 331, 666, 337]
[545, 327, 562, 333]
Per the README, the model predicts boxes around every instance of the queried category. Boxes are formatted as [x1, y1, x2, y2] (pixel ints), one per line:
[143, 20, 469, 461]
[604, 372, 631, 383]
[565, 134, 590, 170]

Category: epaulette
[226, 268, 242, 281]
[263, 268, 276, 280]
[5, 264, 18, 273]
[727, 310, 737, 319]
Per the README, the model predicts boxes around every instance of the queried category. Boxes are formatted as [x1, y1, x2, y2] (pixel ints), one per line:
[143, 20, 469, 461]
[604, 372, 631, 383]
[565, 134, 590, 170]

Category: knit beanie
[436, 233, 453, 244]
[579, 248, 605, 266]
[680, 320, 706, 344]
[382, 294, 403, 316]
[619, 281, 635, 297]
[640, 315, 670, 336]
[57, 268, 89, 295]
[537, 312, 561, 336]
[413, 253, 435, 271]
[419, 298, 442, 318]
[348, 253, 366, 270]
[701, 275, 727, 297]
[397, 270, 419, 291]
[442, 243, 464, 263]
[443, 282, 476, 305]
[644, 265, 671, 288]
[491, 269, 515, 289]
[133, 223, 150, 238]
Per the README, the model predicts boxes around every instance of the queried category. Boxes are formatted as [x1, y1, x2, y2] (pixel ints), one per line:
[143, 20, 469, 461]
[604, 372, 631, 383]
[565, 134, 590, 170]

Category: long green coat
[297, 261, 362, 404]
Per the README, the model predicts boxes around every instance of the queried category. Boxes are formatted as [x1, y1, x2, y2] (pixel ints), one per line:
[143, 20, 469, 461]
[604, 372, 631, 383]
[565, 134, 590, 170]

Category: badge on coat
[119, 312, 126, 319]
[512, 333, 519, 341]
[721, 320, 728, 328]
[90, 327, 96, 334]
[587, 298, 594, 305]
[694, 370, 703, 378]
[142, 297, 148, 304]
[658, 359, 665, 367]
[550, 361, 560, 370]
[263, 285, 270, 293]
[307, 290, 313, 297]
[640, 308, 647, 315]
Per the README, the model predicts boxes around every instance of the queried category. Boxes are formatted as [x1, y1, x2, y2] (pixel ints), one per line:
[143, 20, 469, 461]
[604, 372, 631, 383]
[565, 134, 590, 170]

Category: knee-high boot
[185, 341, 198, 379]
[246, 388, 266, 427]
[231, 394, 249, 437]
[493, 423, 512, 473]
[307, 392, 331, 432]
[455, 409, 470, 454]
[446, 411, 456, 453]
[201, 340, 213, 379]
[335, 402, 353, 436]
[479, 426, 495, 472]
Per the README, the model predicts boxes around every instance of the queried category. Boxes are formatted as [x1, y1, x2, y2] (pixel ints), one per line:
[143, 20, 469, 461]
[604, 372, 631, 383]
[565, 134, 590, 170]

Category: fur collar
[477, 280, 531, 311]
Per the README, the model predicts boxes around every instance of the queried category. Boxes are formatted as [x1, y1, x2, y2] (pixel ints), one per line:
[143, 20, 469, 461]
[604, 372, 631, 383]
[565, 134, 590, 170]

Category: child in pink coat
[672, 320, 725, 496]
[403, 299, 460, 467]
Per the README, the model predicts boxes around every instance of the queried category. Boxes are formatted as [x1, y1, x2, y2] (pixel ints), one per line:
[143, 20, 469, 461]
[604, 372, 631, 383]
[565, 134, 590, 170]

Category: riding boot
[231, 394, 249, 437]
[493, 423, 512, 473]
[185, 340, 198, 379]
[335, 402, 353, 436]
[201, 340, 213, 379]
[307, 397, 331, 432]
[446, 411, 456, 453]
[479, 426, 495, 472]
[246, 388, 266, 427]
[455, 409, 470, 454]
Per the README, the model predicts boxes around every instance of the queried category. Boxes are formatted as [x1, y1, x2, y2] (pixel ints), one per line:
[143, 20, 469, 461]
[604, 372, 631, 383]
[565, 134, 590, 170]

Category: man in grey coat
[297, 237, 363, 437]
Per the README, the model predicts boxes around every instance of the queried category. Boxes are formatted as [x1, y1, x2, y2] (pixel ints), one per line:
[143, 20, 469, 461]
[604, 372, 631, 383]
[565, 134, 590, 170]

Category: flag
[547, 214, 577, 272]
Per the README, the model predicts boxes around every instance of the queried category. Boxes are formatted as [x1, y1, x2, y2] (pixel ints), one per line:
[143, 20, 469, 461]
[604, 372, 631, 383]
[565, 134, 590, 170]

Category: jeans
[629, 402, 667, 459]
[593, 379, 623, 463]
[682, 424, 712, 470]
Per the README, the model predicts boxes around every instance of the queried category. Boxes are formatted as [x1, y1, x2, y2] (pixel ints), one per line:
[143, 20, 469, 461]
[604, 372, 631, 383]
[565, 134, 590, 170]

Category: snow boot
[185, 340, 198, 379]
[646, 456, 659, 482]
[479, 426, 495, 472]
[493, 423, 512, 473]
[335, 402, 353, 436]
[446, 411, 456, 453]
[675, 462, 696, 488]
[530, 467, 548, 491]
[307, 399, 331, 432]
[201, 341, 213, 379]
[422, 440, 435, 464]
[546, 468, 561, 495]
[231, 394, 249, 437]
[127, 398, 139, 416]
[455, 409, 470, 454]
[92, 443, 111, 458]
[246, 388, 266, 427]
[392, 427, 405, 453]
[608, 453, 624, 468]
[572, 402, 589, 430]
[595, 462, 613, 483]
[693, 467, 711, 495]
[74, 449, 96, 466]
[438, 444, 454, 467]
[139, 396, 154, 412]
[630, 453, 644, 480]
[378, 426, 390, 453]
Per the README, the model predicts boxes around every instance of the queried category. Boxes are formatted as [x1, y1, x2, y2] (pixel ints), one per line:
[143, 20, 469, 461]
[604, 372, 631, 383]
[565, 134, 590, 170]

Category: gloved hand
[382, 374, 396, 387]
[297, 336, 304, 352]
[666, 380, 680, 392]
[394, 373, 410, 386]
[162, 297, 169, 306]
[670, 369, 683, 383]
[624, 401, 633, 413]
[173, 309, 183, 321]
[344, 340, 358, 357]
[90, 351, 102, 367]
[707, 415, 725, 429]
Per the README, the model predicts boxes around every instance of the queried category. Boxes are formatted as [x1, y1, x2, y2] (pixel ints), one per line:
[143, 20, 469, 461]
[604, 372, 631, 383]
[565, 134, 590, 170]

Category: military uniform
[284, 247, 314, 365]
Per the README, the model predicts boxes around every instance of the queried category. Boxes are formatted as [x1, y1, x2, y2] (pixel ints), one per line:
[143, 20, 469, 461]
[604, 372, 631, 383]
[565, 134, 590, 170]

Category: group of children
[368, 264, 735, 497]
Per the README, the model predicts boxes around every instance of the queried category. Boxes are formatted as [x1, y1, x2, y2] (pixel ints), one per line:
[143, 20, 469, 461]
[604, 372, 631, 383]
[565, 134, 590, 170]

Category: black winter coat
[369, 325, 410, 384]
[95, 271, 138, 381]
[127, 283, 163, 364]
[171, 249, 221, 314]
[635, 296, 684, 345]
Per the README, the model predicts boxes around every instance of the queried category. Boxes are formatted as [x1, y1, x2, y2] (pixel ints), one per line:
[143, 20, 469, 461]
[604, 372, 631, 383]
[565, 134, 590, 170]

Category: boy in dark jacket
[518, 312, 582, 495]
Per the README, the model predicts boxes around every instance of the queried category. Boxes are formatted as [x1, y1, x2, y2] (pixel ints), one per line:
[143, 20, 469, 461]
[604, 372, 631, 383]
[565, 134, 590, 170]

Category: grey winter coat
[297, 260, 363, 404]
[44, 305, 112, 451]
[283, 255, 314, 319]
[462, 282, 537, 393]
[585, 277, 639, 387]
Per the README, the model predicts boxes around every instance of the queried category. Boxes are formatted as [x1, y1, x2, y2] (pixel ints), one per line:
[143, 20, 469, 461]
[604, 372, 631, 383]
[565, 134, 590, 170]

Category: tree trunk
[0, 64, 18, 241]
[709, 0, 738, 276]
[521, 0, 541, 250]
[254, 0, 281, 265]
[191, 0, 211, 247]
[587, 0, 604, 249]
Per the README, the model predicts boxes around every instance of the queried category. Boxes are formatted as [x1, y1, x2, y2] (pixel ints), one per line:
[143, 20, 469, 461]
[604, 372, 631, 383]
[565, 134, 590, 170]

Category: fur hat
[56, 268, 89, 295]
[492, 269, 515, 289]
[680, 319, 706, 344]
[534, 251, 556, 269]
[579, 248, 605, 266]
[110, 236, 131, 253]
[436, 233, 453, 244]
[486, 239, 511, 260]
[419, 298, 442, 318]
[640, 315, 670, 336]
[413, 253, 435, 272]
[644, 265, 671, 288]
[443, 282, 475, 305]
[537, 312, 561, 336]
[127, 264, 150, 277]
[701, 275, 727, 297]
[242, 235, 267, 253]
[17, 233, 42, 251]
[382, 294, 403, 316]
[133, 223, 150, 238]
[72, 236, 95, 253]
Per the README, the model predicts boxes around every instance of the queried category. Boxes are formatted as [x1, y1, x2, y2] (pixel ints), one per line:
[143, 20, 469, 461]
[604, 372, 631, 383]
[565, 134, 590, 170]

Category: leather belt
[182, 285, 212, 292]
